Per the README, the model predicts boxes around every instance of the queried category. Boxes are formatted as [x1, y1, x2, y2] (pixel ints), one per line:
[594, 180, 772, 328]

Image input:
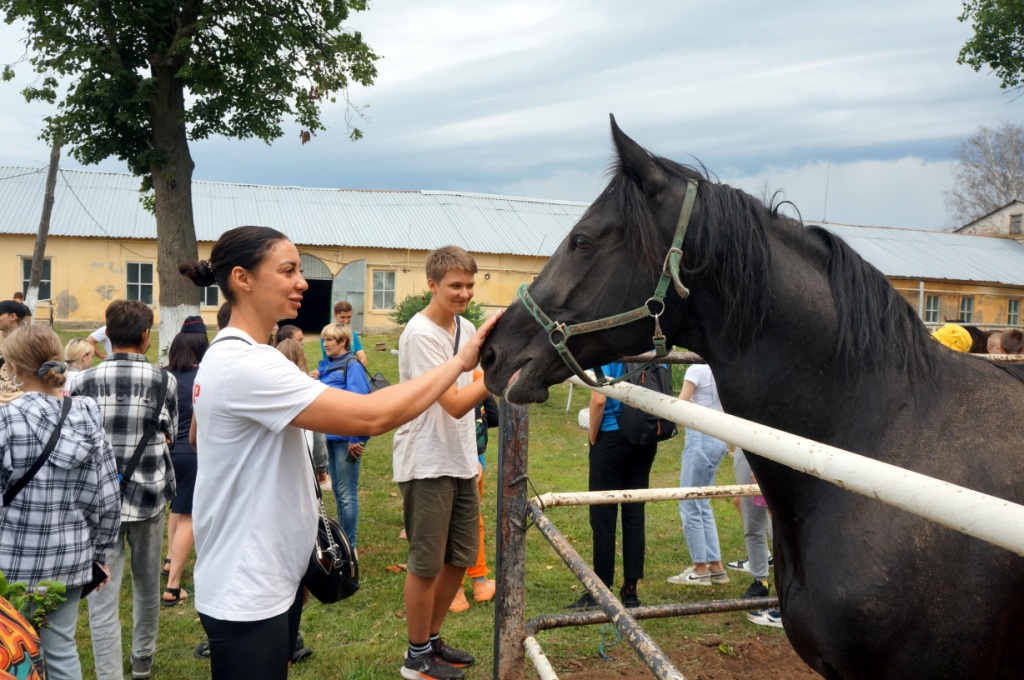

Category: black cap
[0, 300, 30, 318]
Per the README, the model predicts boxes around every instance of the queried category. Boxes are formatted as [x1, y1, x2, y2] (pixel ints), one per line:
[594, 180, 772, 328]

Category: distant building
[3, 165, 1023, 331]
[954, 201, 1024, 240]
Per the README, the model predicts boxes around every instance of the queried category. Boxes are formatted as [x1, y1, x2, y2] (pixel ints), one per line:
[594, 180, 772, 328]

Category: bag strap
[454, 317, 462, 355]
[120, 369, 169, 491]
[4, 397, 73, 506]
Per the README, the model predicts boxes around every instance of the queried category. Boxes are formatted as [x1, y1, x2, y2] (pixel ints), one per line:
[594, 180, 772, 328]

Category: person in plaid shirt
[0, 325, 121, 680]
[68, 300, 177, 680]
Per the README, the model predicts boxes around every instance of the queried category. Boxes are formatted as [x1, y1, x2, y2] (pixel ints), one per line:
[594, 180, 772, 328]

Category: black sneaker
[432, 638, 474, 667]
[130, 656, 153, 679]
[565, 593, 598, 611]
[292, 633, 313, 664]
[400, 653, 465, 680]
[741, 579, 770, 598]
[619, 585, 641, 609]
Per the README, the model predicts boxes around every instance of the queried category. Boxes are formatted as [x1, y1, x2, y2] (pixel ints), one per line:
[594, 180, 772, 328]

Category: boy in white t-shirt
[393, 246, 491, 680]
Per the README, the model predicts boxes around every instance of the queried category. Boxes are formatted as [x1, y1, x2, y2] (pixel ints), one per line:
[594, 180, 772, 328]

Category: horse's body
[481, 117, 1024, 679]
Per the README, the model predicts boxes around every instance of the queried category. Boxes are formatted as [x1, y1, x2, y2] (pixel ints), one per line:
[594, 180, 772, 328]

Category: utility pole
[25, 141, 61, 321]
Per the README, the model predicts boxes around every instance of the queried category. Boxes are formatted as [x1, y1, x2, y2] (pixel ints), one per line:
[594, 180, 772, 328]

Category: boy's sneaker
[619, 585, 641, 609]
[708, 570, 730, 584]
[565, 592, 598, 611]
[726, 555, 774, 572]
[401, 653, 465, 680]
[130, 656, 153, 679]
[746, 608, 783, 628]
[741, 579, 770, 598]
[433, 638, 474, 667]
[666, 566, 711, 586]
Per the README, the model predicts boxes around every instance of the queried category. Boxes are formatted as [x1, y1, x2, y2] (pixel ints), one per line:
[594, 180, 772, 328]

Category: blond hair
[4, 325, 66, 388]
[65, 338, 93, 365]
[320, 323, 352, 350]
[425, 245, 477, 283]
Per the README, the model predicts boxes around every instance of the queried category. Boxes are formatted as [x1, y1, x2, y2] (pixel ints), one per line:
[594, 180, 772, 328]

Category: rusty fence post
[493, 401, 529, 680]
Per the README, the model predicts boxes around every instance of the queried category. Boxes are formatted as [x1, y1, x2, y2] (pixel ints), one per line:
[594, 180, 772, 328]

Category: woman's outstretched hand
[456, 309, 503, 372]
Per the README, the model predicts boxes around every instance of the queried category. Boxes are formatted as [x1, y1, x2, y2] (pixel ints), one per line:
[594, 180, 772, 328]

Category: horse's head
[482, 116, 703, 403]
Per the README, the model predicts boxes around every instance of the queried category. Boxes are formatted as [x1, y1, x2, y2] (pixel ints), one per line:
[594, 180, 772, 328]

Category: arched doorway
[293, 253, 333, 332]
[332, 260, 367, 333]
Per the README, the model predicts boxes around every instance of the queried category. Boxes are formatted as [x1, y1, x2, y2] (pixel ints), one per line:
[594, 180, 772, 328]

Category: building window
[924, 295, 940, 324]
[20, 258, 51, 301]
[199, 285, 219, 308]
[959, 297, 974, 323]
[372, 270, 396, 310]
[127, 262, 154, 305]
[1009, 299, 1021, 327]
[1012, 214, 1023, 235]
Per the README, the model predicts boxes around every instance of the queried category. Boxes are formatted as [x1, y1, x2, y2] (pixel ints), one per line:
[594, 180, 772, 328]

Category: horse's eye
[571, 235, 593, 252]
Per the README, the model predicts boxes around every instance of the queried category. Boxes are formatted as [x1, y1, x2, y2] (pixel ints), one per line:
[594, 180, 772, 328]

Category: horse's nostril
[480, 345, 496, 371]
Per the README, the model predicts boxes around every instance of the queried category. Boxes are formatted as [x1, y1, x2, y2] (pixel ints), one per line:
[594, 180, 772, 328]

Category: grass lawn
[48, 329, 777, 678]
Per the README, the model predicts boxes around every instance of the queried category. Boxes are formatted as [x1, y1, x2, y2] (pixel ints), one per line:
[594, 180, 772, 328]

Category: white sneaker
[727, 555, 773, 572]
[666, 566, 711, 586]
[746, 608, 783, 628]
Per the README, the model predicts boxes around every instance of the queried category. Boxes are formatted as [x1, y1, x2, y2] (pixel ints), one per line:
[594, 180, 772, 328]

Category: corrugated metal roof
[0, 166, 588, 256]
[4, 165, 1024, 284]
[820, 223, 1024, 287]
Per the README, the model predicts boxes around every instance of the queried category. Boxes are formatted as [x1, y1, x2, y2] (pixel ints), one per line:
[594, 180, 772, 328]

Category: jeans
[734, 449, 772, 580]
[88, 513, 165, 680]
[34, 586, 83, 680]
[327, 439, 361, 548]
[588, 428, 658, 586]
[679, 429, 728, 564]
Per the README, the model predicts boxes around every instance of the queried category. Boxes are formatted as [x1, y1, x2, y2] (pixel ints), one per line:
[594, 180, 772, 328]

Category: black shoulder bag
[3, 398, 73, 506]
[302, 437, 359, 603]
[119, 370, 169, 492]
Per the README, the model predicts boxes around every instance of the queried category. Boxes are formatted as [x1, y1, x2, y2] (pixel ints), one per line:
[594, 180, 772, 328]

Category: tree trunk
[149, 59, 200, 364]
[26, 141, 61, 322]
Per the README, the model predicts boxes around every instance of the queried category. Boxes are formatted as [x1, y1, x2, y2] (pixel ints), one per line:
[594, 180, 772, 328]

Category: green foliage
[0, 570, 66, 631]
[1, 0, 380, 179]
[958, 0, 1024, 91]
[388, 292, 487, 327]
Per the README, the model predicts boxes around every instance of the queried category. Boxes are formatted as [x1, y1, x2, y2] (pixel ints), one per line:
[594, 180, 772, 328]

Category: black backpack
[616, 362, 678, 446]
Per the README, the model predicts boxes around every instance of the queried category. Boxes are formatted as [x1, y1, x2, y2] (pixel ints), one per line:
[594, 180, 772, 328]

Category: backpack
[616, 362, 678, 446]
[327, 355, 385, 393]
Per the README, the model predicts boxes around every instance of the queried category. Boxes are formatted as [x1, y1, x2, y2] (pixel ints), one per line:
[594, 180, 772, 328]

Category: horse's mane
[598, 152, 935, 379]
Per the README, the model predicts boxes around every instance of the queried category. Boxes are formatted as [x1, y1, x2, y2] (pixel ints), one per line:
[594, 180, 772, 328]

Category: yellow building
[4, 166, 1023, 334]
[0, 166, 586, 332]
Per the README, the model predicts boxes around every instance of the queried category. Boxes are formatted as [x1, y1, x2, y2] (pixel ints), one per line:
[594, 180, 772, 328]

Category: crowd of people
[5, 256, 1024, 680]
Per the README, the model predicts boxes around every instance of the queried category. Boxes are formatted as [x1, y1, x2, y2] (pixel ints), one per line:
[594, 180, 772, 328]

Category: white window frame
[959, 297, 974, 323]
[924, 295, 940, 324]
[21, 257, 51, 302]
[199, 285, 219, 307]
[372, 270, 396, 310]
[126, 262, 154, 305]
[1009, 299, 1021, 327]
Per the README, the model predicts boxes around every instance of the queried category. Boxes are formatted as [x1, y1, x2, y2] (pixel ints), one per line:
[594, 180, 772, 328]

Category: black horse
[482, 117, 1024, 680]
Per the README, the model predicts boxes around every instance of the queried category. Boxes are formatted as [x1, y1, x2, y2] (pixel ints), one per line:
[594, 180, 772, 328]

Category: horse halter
[516, 179, 699, 387]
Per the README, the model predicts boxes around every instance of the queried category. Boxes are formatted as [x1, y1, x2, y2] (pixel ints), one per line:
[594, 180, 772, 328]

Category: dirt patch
[559, 632, 818, 679]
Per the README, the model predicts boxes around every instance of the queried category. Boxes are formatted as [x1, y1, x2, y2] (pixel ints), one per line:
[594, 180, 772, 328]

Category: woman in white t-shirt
[179, 226, 499, 680]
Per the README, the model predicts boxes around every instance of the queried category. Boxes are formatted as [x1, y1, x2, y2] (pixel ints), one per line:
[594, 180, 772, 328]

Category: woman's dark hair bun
[179, 260, 217, 288]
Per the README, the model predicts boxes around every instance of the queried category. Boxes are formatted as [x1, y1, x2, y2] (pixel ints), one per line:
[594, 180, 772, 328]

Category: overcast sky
[1, 0, 1021, 230]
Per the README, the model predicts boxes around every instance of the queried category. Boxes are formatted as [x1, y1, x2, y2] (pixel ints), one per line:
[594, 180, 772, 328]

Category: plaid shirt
[0, 393, 121, 588]
[69, 353, 178, 522]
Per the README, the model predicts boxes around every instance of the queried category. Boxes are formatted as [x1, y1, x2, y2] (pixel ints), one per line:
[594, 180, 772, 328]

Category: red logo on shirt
[193, 383, 201, 401]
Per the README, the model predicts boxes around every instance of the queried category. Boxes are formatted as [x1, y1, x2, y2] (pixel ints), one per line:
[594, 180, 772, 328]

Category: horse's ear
[610, 114, 667, 195]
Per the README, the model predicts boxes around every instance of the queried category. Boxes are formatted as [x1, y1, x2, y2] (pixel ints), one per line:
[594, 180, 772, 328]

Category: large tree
[958, 0, 1024, 91]
[2, 0, 378, 356]
[944, 121, 1024, 227]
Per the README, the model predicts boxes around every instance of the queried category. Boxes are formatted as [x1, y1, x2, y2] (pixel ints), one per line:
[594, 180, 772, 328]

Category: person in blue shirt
[566, 362, 658, 611]
[317, 323, 371, 548]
